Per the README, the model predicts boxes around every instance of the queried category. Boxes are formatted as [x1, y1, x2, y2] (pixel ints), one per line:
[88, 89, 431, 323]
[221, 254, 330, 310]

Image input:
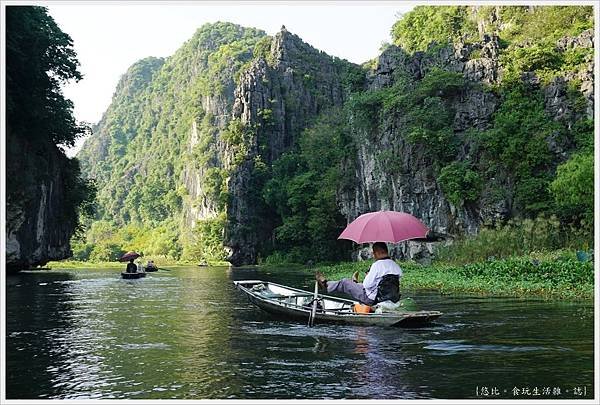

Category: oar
[308, 280, 318, 327]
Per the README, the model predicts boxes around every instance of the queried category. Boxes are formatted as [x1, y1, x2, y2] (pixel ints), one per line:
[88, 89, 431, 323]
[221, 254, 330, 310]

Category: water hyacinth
[315, 251, 593, 301]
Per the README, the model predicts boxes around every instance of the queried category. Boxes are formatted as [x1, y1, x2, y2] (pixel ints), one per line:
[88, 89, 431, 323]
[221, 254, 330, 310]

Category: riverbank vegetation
[54, 215, 595, 301]
[316, 251, 594, 301]
[315, 215, 594, 301]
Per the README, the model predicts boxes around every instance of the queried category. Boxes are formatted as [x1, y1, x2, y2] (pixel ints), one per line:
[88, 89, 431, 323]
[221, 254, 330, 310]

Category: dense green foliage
[77, 23, 267, 260]
[476, 82, 560, 215]
[391, 6, 593, 54]
[80, 23, 265, 227]
[391, 6, 478, 52]
[6, 6, 96, 243]
[6, 6, 87, 147]
[387, 6, 594, 234]
[435, 216, 592, 265]
[71, 219, 182, 262]
[262, 109, 354, 263]
[437, 162, 482, 206]
[549, 152, 594, 225]
[182, 213, 228, 263]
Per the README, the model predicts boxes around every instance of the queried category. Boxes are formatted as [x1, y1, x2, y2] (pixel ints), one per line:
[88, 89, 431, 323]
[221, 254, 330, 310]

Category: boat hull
[235, 280, 441, 327]
[121, 272, 146, 279]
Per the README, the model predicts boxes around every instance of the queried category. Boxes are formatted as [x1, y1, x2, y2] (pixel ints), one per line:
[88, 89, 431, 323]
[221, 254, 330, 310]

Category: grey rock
[339, 27, 593, 261]
[222, 28, 355, 266]
[6, 139, 76, 271]
[556, 28, 594, 51]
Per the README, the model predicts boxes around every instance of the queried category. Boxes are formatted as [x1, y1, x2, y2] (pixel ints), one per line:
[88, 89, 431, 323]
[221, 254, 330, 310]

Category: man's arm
[362, 262, 378, 290]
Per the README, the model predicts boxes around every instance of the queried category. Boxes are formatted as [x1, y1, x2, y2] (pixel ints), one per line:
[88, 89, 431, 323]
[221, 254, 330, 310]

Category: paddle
[308, 280, 318, 327]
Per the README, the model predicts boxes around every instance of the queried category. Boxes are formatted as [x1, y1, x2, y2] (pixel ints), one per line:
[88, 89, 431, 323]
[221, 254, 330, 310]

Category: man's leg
[326, 279, 374, 305]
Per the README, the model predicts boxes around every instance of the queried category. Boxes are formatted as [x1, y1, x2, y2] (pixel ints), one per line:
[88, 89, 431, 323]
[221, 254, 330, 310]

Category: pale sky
[45, 2, 415, 156]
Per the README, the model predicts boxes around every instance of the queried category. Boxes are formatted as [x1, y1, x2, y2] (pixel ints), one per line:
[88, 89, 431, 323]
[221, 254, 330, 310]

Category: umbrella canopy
[338, 211, 429, 244]
[119, 251, 141, 262]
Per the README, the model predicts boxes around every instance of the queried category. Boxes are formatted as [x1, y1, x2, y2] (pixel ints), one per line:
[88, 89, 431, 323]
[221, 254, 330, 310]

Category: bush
[549, 151, 594, 224]
[89, 242, 123, 262]
[438, 162, 482, 205]
[434, 216, 592, 264]
[457, 256, 594, 286]
[183, 213, 227, 263]
[71, 241, 93, 261]
[391, 6, 478, 52]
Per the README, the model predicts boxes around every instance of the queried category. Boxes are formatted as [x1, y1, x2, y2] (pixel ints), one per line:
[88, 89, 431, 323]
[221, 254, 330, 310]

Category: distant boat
[121, 272, 146, 279]
[234, 280, 442, 327]
[197, 262, 208, 267]
[145, 265, 159, 272]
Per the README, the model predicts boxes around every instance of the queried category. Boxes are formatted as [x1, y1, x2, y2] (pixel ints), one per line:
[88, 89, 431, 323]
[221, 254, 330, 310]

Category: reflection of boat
[121, 272, 146, 279]
[234, 280, 442, 327]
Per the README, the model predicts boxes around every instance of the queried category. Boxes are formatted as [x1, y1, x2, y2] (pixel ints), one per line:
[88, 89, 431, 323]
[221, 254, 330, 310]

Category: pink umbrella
[338, 211, 429, 243]
[119, 251, 141, 262]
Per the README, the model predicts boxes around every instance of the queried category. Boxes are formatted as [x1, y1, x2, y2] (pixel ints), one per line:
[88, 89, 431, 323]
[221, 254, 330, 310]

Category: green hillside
[75, 7, 594, 265]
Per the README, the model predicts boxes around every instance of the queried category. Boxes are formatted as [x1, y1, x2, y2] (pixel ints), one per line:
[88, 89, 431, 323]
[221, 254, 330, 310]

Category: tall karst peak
[114, 57, 165, 99]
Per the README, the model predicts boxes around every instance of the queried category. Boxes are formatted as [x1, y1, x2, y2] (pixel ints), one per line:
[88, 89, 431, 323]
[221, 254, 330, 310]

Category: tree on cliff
[5, 6, 95, 268]
[6, 6, 89, 146]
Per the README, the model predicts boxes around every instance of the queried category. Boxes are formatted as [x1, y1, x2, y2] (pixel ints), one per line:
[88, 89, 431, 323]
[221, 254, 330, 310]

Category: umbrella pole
[308, 280, 318, 327]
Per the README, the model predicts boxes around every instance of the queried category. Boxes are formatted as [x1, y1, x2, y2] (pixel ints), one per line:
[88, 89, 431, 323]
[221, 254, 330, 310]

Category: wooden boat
[145, 266, 159, 272]
[234, 280, 442, 327]
[121, 271, 146, 279]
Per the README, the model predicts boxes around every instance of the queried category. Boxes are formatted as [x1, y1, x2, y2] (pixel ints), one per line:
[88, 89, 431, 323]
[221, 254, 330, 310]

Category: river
[5, 266, 595, 399]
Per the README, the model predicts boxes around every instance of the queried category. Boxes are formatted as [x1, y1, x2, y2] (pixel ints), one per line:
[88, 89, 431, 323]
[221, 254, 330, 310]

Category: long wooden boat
[121, 272, 146, 279]
[234, 280, 442, 327]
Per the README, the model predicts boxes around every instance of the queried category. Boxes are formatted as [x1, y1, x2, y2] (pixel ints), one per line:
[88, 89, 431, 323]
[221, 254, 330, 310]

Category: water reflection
[6, 271, 79, 398]
[5, 266, 595, 399]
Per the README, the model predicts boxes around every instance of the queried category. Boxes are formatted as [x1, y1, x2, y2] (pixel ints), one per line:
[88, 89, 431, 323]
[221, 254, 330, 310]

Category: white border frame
[0, 1, 598, 404]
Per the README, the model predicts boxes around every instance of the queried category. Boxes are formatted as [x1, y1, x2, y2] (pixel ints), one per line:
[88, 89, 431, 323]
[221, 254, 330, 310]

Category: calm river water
[5, 266, 595, 399]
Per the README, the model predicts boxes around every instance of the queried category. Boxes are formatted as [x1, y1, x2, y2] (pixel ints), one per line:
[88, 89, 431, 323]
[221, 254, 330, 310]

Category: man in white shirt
[315, 242, 402, 305]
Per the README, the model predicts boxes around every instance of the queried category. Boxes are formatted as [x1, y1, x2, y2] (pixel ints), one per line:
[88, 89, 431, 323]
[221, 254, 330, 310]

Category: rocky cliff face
[76, 18, 593, 266]
[5, 138, 78, 271]
[545, 29, 594, 122]
[223, 27, 356, 266]
[340, 29, 594, 262]
[342, 36, 501, 238]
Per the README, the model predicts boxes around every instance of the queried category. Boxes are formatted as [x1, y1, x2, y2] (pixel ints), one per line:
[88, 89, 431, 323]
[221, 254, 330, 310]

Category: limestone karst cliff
[77, 8, 594, 266]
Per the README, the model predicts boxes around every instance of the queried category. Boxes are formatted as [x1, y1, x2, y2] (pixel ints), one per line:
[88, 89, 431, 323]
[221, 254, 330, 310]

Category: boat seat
[260, 292, 288, 299]
[260, 292, 314, 299]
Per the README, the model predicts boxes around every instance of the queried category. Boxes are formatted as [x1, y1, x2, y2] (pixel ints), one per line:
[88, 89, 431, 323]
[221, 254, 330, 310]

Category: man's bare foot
[352, 271, 359, 283]
[315, 271, 328, 290]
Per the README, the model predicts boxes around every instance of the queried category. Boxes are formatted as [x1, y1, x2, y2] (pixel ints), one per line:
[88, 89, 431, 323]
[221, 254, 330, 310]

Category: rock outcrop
[339, 29, 594, 261]
[340, 37, 501, 256]
[224, 27, 356, 266]
[5, 138, 78, 271]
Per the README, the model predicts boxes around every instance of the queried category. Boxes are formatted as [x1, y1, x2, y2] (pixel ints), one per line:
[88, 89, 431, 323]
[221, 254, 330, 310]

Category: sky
[46, 1, 414, 156]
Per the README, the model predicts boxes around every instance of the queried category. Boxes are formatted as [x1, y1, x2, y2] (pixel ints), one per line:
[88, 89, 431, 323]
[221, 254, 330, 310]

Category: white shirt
[363, 258, 402, 300]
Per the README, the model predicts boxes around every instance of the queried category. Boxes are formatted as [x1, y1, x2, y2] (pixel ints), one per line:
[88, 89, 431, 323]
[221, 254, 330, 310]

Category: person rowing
[315, 242, 401, 305]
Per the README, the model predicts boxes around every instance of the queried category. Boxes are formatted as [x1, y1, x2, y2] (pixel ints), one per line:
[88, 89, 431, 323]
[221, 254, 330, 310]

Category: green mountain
[77, 7, 594, 265]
